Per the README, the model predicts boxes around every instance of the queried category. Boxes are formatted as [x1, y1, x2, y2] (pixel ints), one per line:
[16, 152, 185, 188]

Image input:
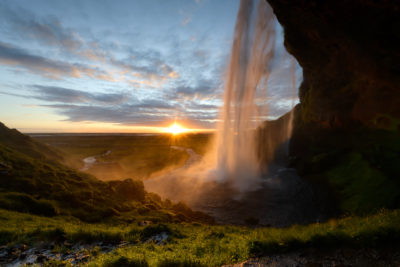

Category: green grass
[1, 208, 399, 266]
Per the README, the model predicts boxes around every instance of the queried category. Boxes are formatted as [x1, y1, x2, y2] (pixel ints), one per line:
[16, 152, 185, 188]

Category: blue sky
[0, 0, 301, 133]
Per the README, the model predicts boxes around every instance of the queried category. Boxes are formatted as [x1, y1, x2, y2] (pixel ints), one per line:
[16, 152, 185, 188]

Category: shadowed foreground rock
[223, 247, 400, 267]
[266, 0, 400, 214]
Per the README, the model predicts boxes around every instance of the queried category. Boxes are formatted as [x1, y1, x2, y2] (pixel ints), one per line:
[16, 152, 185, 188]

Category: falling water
[144, 0, 317, 226]
[215, 0, 277, 192]
[145, 0, 301, 217]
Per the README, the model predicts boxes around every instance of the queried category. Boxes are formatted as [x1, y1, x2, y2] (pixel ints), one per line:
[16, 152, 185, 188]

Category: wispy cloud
[110, 53, 179, 85]
[41, 103, 217, 128]
[0, 42, 114, 80]
[0, 3, 84, 54]
[32, 85, 129, 104]
[41, 103, 176, 125]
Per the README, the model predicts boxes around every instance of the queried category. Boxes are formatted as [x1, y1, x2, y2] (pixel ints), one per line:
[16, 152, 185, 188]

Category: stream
[81, 150, 111, 171]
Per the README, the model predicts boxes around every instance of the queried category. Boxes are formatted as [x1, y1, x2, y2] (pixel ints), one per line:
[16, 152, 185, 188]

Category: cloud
[0, 90, 28, 98]
[187, 103, 219, 111]
[17, 17, 81, 52]
[176, 84, 214, 97]
[110, 56, 178, 83]
[32, 85, 129, 104]
[1, 3, 180, 85]
[0, 0, 302, 131]
[41, 103, 178, 126]
[0, 42, 113, 80]
[173, 78, 222, 100]
[0, 3, 82, 52]
[25, 86, 218, 127]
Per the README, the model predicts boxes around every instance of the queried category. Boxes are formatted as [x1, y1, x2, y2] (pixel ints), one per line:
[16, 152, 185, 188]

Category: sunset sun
[164, 122, 188, 135]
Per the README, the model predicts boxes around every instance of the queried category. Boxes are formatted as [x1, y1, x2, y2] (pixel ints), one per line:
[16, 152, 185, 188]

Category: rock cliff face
[266, 0, 400, 213]
[268, 0, 399, 130]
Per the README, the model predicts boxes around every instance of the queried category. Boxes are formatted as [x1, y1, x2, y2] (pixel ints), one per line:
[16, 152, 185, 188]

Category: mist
[144, 0, 304, 224]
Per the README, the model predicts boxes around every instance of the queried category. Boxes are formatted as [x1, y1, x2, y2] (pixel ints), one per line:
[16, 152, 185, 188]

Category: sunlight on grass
[1, 208, 400, 266]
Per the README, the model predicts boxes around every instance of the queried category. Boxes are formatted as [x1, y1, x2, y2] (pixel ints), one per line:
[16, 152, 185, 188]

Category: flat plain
[31, 133, 213, 181]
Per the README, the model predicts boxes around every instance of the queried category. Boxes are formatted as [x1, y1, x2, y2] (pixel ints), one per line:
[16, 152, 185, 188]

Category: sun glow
[164, 122, 188, 135]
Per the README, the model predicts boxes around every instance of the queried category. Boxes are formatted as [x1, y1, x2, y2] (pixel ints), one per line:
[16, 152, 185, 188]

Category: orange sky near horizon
[6, 119, 215, 134]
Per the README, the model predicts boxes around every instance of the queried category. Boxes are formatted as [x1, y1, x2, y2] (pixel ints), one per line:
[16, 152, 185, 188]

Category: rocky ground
[0, 232, 168, 266]
[193, 166, 324, 227]
[0, 241, 111, 266]
[146, 146, 325, 227]
[224, 247, 400, 267]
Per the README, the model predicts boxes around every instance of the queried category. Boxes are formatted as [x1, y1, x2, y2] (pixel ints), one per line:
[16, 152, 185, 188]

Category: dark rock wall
[268, 0, 399, 129]
[266, 0, 400, 213]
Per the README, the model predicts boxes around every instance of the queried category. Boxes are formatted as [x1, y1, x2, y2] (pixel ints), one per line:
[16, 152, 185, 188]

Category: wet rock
[24, 254, 38, 265]
[13, 244, 27, 252]
[145, 232, 169, 245]
[76, 253, 90, 263]
[3, 241, 132, 266]
[117, 241, 130, 248]
[0, 249, 7, 258]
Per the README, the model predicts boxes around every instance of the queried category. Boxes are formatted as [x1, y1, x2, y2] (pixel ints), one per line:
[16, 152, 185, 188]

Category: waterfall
[215, 0, 277, 192]
[145, 0, 300, 205]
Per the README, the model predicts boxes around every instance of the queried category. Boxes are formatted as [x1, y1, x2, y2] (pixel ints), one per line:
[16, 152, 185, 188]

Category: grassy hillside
[0, 123, 213, 224]
[0, 123, 64, 162]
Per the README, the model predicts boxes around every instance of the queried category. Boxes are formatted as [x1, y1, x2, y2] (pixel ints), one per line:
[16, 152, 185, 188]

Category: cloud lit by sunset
[0, 0, 301, 133]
